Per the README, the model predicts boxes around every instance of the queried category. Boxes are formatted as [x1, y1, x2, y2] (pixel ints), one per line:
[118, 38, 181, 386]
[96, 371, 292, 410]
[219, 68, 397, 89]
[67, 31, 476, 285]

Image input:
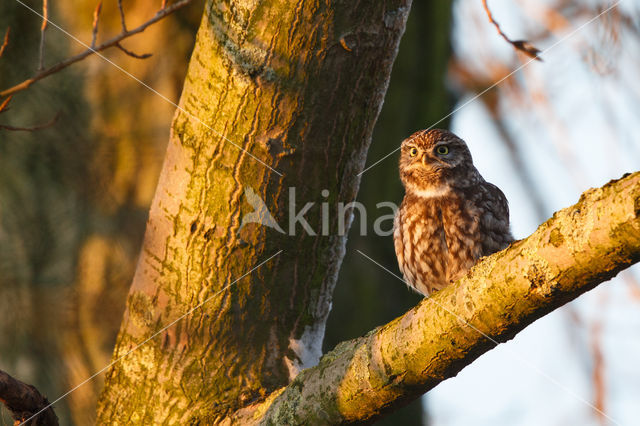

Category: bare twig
[161, 0, 168, 9]
[116, 42, 152, 59]
[117, 0, 127, 32]
[0, 369, 59, 425]
[0, 112, 59, 132]
[0, 27, 9, 59]
[0, 0, 193, 99]
[482, 0, 542, 61]
[91, 1, 102, 48]
[0, 96, 12, 114]
[38, 0, 49, 70]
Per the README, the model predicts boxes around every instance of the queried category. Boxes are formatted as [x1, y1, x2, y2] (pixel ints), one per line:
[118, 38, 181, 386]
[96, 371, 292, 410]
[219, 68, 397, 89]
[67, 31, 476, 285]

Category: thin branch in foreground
[115, 42, 152, 59]
[91, 1, 103, 48]
[482, 0, 542, 61]
[0, 0, 193, 99]
[117, 0, 127, 32]
[0, 27, 9, 58]
[0, 112, 59, 132]
[0, 96, 12, 114]
[0, 369, 59, 425]
[38, 0, 49, 71]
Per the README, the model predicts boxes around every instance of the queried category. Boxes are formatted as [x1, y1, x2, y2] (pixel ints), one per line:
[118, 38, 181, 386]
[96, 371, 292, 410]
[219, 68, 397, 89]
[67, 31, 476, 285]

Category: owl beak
[421, 153, 446, 169]
[421, 153, 436, 166]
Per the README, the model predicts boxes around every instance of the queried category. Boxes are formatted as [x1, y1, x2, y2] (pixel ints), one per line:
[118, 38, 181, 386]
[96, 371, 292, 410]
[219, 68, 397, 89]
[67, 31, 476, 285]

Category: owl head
[398, 129, 478, 196]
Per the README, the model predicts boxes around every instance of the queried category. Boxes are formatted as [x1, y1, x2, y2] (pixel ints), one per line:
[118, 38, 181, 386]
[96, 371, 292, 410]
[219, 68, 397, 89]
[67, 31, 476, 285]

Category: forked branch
[0, 0, 193, 99]
[482, 0, 542, 60]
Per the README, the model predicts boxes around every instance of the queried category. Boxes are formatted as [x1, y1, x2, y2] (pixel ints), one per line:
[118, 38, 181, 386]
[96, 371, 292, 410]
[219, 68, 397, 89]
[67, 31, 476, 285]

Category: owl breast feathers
[393, 129, 514, 296]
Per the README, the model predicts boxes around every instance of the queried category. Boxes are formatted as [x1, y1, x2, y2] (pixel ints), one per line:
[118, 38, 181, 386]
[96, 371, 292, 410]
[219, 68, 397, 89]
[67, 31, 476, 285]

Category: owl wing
[476, 181, 514, 255]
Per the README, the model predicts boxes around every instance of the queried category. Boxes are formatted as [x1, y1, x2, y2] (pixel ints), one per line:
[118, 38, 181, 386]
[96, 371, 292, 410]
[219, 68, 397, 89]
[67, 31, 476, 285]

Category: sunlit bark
[97, 0, 412, 423]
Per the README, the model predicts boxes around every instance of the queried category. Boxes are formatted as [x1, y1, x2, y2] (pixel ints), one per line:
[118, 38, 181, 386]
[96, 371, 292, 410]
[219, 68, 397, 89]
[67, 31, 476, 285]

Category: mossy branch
[230, 171, 640, 424]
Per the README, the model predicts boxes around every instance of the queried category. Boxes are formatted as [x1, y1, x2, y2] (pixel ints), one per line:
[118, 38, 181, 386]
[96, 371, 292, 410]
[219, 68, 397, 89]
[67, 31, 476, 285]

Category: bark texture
[97, 0, 412, 423]
[229, 171, 640, 424]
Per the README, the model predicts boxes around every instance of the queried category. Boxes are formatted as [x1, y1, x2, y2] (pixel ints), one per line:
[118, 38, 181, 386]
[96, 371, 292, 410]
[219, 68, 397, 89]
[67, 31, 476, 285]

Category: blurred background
[1, 0, 639, 424]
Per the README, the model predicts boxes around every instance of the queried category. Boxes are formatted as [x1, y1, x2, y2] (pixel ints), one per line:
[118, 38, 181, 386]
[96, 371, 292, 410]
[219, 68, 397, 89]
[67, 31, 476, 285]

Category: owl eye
[409, 147, 418, 157]
[436, 145, 449, 156]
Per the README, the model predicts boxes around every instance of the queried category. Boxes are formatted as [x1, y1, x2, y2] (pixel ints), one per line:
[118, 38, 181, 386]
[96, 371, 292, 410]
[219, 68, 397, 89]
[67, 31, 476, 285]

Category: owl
[393, 129, 514, 296]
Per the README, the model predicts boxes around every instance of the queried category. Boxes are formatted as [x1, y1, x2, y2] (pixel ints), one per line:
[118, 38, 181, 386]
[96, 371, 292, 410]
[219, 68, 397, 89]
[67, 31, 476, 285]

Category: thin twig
[117, 0, 127, 32]
[0, 27, 9, 59]
[0, 0, 193, 98]
[91, 1, 102, 48]
[0, 96, 12, 114]
[161, 0, 168, 9]
[116, 42, 152, 59]
[38, 0, 49, 70]
[482, 0, 542, 61]
[0, 112, 59, 131]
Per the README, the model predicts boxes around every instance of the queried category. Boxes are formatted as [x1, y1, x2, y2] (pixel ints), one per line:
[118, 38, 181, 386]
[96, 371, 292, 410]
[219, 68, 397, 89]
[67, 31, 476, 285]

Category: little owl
[393, 129, 514, 296]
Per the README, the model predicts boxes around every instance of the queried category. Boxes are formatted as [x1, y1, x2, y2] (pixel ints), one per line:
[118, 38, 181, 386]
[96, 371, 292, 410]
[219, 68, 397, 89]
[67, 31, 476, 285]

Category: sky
[426, 1, 640, 425]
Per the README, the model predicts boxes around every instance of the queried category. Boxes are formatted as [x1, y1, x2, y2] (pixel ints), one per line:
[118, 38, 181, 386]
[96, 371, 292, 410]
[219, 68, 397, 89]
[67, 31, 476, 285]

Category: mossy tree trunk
[97, 0, 412, 423]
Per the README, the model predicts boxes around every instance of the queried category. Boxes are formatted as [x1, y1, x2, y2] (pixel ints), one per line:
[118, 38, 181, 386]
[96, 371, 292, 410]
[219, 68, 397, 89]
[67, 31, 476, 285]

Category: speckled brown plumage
[393, 129, 514, 296]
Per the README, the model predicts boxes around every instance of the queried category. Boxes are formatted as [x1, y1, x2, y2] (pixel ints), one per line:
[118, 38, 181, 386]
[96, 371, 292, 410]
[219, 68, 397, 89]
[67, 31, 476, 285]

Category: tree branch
[231, 171, 640, 424]
[0, 27, 10, 59]
[0, 112, 59, 132]
[115, 42, 152, 59]
[0, 0, 193, 98]
[117, 0, 127, 32]
[482, 0, 542, 61]
[91, 2, 102, 48]
[0, 369, 58, 425]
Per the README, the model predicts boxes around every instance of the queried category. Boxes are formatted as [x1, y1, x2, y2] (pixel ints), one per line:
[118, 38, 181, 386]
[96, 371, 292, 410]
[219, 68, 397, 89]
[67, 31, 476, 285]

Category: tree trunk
[97, 0, 412, 423]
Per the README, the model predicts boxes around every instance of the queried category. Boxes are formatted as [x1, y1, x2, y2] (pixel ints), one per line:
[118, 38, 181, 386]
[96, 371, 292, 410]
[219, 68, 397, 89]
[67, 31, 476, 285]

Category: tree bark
[227, 171, 640, 424]
[97, 0, 412, 423]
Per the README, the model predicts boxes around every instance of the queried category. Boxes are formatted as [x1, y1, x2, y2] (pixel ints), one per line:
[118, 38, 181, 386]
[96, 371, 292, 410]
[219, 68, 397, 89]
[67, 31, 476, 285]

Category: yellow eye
[436, 145, 449, 155]
[409, 147, 418, 157]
